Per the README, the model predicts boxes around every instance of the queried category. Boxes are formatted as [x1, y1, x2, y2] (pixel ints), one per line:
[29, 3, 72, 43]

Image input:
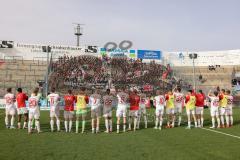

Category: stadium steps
[172, 66, 234, 92]
[0, 59, 47, 97]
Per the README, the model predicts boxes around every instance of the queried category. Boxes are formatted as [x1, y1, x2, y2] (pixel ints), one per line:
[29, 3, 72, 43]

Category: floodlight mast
[189, 53, 198, 91]
[73, 23, 85, 46]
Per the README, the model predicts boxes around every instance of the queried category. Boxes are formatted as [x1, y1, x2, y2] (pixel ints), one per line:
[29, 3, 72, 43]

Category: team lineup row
[3, 86, 234, 134]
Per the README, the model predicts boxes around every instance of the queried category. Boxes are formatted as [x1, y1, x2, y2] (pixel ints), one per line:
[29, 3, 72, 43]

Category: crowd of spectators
[49, 55, 173, 90]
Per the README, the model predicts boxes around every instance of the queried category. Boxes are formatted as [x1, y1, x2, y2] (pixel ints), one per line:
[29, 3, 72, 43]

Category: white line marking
[201, 127, 240, 139]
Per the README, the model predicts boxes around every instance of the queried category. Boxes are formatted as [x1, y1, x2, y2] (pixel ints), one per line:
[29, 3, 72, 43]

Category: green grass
[1, 108, 240, 160]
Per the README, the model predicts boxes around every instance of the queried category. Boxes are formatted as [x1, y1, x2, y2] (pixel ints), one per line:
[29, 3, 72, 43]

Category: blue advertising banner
[137, 50, 161, 59]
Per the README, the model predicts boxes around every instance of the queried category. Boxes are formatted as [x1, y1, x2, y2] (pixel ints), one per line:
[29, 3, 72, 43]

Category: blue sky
[1, 0, 240, 51]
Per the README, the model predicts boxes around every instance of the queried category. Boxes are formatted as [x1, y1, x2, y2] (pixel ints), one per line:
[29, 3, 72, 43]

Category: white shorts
[103, 111, 112, 118]
[103, 108, 112, 118]
[5, 105, 16, 116]
[175, 104, 182, 113]
[50, 106, 60, 118]
[220, 107, 227, 116]
[50, 110, 60, 118]
[156, 107, 164, 116]
[17, 107, 28, 115]
[210, 107, 219, 117]
[129, 110, 139, 117]
[166, 108, 175, 115]
[174, 103, 182, 113]
[196, 107, 204, 115]
[138, 107, 147, 115]
[116, 105, 127, 118]
[91, 108, 101, 118]
[29, 108, 40, 119]
[225, 107, 232, 115]
[64, 111, 74, 119]
[186, 108, 196, 115]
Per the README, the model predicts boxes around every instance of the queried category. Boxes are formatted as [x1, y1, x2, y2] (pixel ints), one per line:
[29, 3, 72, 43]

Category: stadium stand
[0, 56, 47, 97]
[172, 66, 234, 92]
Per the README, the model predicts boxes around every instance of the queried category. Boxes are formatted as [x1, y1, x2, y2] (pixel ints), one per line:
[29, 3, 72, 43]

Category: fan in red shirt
[195, 90, 205, 127]
[16, 88, 28, 129]
[64, 89, 76, 133]
[128, 89, 140, 131]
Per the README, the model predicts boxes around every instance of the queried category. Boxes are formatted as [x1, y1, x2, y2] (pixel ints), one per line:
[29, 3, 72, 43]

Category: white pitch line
[201, 127, 240, 139]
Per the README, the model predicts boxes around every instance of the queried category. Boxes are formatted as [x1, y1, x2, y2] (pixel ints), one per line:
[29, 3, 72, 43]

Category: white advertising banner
[1, 40, 240, 66]
[0, 41, 88, 60]
[164, 50, 240, 66]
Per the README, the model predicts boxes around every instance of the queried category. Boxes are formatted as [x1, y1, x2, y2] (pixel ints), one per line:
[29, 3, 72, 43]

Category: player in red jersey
[128, 89, 140, 131]
[16, 88, 28, 129]
[4, 88, 16, 129]
[64, 89, 76, 133]
[195, 90, 205, 127]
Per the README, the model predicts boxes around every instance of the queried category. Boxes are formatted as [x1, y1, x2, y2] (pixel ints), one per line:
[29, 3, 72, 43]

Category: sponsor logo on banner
[129, 50, 136, 58]
[100, 48, 131, 57]
[137, 50, 161, 59]
[0, 40, 14, 48]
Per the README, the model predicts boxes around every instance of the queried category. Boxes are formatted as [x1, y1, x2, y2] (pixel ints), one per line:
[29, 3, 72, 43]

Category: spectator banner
[137, 50, 161, 59]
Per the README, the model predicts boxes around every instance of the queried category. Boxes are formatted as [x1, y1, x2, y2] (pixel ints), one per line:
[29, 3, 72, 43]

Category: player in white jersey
[116, 88, 129, 133]
[137, 90, 148, 129]
[4, 88, 16, 129]
[154, 90, 165, 130]
[173, 87, 184, 126]
[103, 89, 114, 133]
[28, 89, 41, 134]
[47, 88, 61, 132]
[30, 87, 42, 131]
[225, 90, 233, 127]
[89, 90, 102, 133]
[208, 90, 220, 128]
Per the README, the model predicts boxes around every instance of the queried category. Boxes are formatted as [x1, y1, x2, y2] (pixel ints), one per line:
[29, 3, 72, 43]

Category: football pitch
[1, 108, 240, 160]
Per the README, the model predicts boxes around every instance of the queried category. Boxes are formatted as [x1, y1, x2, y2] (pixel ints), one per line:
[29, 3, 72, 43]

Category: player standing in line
[75, 87, 89, 133]
[48, 88, 61, 132]
[64, 89, 76, 133]
[128, 89, 140, 131]
[103, 89, 114, 133]
[154, 90, 165, 130]
[208, 90, 220, 128]
[195, 90, 205, 127]
[173, 87, 184, 126]
[137, 89, 148, 129]
[30, 87, 42, 130]
[16, 88, 28, 129]
[89, 90, 102, 133]
[185, 90, 197, 129]
[225, 90, 234, 127]
[4, 88, 16, 129]
[219, 89, 228, 128]
[28, 89, 40, 134]
[165, 90, 175, 128]
[116, 87, 129, 133]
